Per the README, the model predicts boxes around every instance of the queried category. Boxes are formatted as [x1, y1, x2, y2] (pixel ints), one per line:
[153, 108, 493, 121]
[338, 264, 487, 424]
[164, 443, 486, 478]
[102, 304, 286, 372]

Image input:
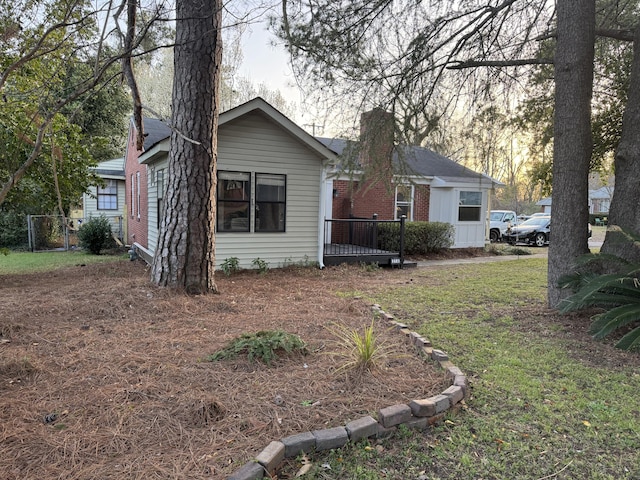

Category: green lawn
[0, 250, 126, 275]
[280, 258, 640, 479]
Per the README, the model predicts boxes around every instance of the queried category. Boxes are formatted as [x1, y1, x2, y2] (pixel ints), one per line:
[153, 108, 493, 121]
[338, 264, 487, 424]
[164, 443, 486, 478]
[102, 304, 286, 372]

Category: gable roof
[136, 97, 337, 164]
[92, 157, 125, 179]
[317, 137, 501, 187]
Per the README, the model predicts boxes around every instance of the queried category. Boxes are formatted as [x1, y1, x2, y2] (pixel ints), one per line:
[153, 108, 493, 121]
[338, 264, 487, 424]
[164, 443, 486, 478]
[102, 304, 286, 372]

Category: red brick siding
[124, 126, 148, 248]
[332, 179, 430, 222]
[413, 184, 430, 221]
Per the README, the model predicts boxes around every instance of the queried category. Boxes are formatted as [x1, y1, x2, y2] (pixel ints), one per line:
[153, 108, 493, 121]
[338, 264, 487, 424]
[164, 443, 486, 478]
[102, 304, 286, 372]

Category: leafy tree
[0, 0, 167, 210]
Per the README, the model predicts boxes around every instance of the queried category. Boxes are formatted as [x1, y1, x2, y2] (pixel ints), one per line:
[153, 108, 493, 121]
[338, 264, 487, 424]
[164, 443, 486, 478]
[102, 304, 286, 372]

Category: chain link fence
[26, 215, 124, 251]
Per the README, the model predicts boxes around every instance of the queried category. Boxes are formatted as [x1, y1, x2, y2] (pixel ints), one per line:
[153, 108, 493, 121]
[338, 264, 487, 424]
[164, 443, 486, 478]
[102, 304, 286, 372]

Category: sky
[237, 22, 303, 118]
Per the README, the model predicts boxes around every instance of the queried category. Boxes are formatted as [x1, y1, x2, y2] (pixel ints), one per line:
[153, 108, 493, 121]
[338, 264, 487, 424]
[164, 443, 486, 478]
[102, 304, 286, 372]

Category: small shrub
[377, 221, 454, 255]
[325, 319, 392, 374]
[206, 330, 307, 364]
[359, 261, 380, 272]
[77, 216, 113, 254]
[252, 257, 269, 274]
[220, 257, 240, 276]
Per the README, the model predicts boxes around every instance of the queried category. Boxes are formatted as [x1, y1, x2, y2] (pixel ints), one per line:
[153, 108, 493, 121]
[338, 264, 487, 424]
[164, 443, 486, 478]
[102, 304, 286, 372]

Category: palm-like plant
[559, 227, 640, 350]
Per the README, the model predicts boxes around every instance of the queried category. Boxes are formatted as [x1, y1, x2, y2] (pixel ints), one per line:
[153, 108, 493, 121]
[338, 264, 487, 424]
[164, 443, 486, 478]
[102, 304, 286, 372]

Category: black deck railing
[323, 216, 405, 267]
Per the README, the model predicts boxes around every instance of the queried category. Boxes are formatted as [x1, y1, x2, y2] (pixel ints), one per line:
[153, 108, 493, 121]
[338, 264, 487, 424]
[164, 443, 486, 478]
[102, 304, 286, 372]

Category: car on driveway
[503, 216, 551, 247]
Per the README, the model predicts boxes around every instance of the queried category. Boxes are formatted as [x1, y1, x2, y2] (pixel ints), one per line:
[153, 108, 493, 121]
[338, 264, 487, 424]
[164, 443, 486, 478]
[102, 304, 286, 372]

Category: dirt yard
[0, 260, 451, 479]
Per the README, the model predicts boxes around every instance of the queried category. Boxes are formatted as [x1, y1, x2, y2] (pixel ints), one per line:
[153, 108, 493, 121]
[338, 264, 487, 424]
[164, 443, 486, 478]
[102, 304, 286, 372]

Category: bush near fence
[378, 221, 454, 255]
[0, 211, 29, 249]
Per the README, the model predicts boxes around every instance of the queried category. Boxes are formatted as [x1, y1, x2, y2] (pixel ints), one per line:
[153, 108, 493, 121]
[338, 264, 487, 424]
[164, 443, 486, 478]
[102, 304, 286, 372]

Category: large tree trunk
[600, 25, 640, 262]
[151, 0, 222, 294]
[547, 0, 595, 307]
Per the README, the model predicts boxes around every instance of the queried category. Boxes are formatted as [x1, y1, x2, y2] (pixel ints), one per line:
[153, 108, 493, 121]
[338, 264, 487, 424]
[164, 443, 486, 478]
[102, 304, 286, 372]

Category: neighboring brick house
[319, 109, 501, 248]
[123, 117, 170, 250]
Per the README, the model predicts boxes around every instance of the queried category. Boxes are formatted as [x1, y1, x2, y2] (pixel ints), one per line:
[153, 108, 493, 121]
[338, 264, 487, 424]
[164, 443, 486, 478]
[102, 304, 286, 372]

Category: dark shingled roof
[141, 118, 171, 152]
[316, 137, 494, 184]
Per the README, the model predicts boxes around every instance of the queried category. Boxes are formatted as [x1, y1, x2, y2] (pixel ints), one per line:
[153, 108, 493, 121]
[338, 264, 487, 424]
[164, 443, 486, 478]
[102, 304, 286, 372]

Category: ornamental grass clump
[325, 319, 393, 375]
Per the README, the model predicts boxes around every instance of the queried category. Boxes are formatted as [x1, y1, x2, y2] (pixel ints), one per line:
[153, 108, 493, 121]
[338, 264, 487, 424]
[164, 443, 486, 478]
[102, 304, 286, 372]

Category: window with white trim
[130, 174, 134, 217]
[97, 180, 118, 210]
[136, 172, 141, 220]
[395, 184, 413, 220]
[157, 169, 165, 229]
[458, 191, 482, 221]
[217, 171, 286, 233]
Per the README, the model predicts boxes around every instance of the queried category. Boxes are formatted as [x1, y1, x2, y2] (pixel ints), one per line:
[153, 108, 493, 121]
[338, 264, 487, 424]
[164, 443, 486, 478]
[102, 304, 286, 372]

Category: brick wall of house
[352, 180, 395, 219]
[123, 125, 148, 248]
[413, 184, 430, 221]
[332, 179, 431, 222]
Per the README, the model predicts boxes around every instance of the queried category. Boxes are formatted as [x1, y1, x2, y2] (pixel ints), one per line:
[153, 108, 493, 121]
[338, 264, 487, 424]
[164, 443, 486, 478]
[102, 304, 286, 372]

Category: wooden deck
[323, 242, 403, 267]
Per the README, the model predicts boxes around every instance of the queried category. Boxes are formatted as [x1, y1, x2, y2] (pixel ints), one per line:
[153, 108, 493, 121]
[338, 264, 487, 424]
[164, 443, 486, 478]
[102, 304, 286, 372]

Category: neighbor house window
[458, 191, 482, 221]
[130, 174, 134, 217]
[217, 171, 251, 232]
[136, 172, 140, 220]
[256, 173, 286, 232]
[395, 184, 413, 220]
[217, 171, 287, 233]
[98, 180, 118, 210]
[157, 169, 165, 229]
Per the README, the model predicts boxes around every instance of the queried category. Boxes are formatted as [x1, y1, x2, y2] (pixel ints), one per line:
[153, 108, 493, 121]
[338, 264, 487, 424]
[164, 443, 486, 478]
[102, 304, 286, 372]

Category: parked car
[503, 216, 551, 247]
[489, 210, 518, 242]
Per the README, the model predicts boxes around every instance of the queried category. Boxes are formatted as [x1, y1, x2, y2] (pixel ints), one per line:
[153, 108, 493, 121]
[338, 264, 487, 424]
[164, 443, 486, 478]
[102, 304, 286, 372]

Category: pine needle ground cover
[0, 259, 448, 479]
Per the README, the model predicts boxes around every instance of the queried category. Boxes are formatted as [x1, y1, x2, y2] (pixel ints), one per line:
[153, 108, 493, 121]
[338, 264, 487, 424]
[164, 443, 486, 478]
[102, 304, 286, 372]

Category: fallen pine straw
[0, 261, 446, 479]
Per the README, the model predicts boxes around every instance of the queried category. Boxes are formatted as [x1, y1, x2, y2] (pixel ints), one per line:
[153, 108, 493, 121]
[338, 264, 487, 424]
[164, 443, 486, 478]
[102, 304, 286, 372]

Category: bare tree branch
[448, 58, 554, 70]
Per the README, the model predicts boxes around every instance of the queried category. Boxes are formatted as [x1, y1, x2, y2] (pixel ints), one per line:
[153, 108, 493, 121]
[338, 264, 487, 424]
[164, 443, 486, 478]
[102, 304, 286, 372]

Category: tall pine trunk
[600, 25, 640, 262]
[151, 0, 222, 294]
[548, 0, 595, 307]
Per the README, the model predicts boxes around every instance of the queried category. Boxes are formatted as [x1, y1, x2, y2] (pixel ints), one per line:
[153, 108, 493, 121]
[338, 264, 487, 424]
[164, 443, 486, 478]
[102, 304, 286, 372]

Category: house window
[256, 173, 286, 232]
[217, 171, 251, 232]
[395, 184, 413, 220]
[458, 191, 482, 221]
[157, 169, 165, 229]
[130, 174, 134, 217]
[136, 172, 141, 220]
[217, 171, 287, 233]
[98, 180, 118, 210]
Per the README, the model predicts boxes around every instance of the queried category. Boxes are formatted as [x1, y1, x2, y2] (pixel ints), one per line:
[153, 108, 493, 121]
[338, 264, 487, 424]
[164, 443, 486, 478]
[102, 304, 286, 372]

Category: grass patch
[0, 250, 126, 275]
[281, 258, 640, 479]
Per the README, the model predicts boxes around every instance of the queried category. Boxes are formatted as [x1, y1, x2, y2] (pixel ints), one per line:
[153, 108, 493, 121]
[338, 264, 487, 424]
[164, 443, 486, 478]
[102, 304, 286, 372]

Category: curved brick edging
[227, 304, 469, 480]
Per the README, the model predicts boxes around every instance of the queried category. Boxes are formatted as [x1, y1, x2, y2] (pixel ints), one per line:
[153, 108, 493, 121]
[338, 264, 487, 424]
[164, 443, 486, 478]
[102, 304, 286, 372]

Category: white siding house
[83, 157, 126, 241]
[133, 98, 337, 269]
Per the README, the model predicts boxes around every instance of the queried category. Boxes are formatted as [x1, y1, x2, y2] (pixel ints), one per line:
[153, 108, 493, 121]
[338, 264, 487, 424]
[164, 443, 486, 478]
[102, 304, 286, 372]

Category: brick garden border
[227, 304, 469, 480]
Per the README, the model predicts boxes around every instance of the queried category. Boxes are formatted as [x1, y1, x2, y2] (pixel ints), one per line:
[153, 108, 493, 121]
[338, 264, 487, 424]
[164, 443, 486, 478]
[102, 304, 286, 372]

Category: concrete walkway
[413, 239, 603, 267]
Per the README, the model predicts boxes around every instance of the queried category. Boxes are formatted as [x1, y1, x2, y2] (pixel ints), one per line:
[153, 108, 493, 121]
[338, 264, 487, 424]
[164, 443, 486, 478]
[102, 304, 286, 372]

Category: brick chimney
[359, 108, 395, 170]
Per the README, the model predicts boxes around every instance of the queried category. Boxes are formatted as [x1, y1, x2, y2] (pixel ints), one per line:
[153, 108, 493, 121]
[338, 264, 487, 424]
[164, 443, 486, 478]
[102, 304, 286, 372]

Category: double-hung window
[458, 191, 482, 221]
[156, 169, 165, 229]
[97, 180, 118, 210]
[395, 185, 413, 220]
[217, 171, 286, 233]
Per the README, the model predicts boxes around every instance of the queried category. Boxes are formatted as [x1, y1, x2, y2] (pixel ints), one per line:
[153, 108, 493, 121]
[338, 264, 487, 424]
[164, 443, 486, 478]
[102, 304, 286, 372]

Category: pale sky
[238, 22, 303, 117]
